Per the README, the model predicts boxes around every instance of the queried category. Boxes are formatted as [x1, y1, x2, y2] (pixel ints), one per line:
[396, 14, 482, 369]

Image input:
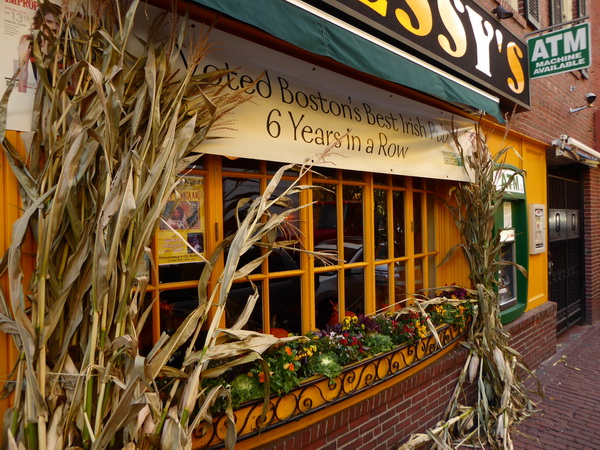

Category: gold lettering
[506, 42, 525, 94]
[437, 0, 466, 57]
[395, 0, 432, 36]
[358, 0, 388, 16]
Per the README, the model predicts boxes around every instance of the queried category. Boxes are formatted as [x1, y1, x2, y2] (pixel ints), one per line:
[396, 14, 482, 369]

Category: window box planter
[194, 322, 467, 448]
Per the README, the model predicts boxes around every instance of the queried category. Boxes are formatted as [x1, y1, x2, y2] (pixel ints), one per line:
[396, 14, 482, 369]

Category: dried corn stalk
[400, 120, 537, 450]
[0, 1, 318, 449]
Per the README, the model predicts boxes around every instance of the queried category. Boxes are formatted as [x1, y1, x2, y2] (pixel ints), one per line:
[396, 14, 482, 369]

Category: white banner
[199, 29, 475, 181]
[0, 0, 39, 132]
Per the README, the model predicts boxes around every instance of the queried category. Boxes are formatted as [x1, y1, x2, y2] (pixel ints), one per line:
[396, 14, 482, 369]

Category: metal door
[548, 174, 583, 334]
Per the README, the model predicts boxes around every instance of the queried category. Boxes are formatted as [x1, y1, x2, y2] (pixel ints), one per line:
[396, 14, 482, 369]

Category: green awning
[188, 0, 504, 122]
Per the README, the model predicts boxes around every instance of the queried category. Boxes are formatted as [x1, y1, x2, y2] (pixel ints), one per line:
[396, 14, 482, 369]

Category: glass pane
[375, 262, 390, 312]
[160, 288, 200, 333]
[343, 185, 364, 246]
[415, 257, 424, 293]
[343, 170, 364, 181]
[159, 262, 204, 284]
[221, 157, 260, 173]
[392, 175, 405, 188]
[268, 248, 300, 273]
[394, 261, 407, 304]
[222, 177, 260, 238]
[313, 166, 338, 180]
[269, 275, 302, 335]
[314, 265, 365, 328]
[266, 161, 298, 176]
[373, 173, 389, 186]
[374, 189, 388, 258]
[271, 180, 300, 243]
[315, 270, 339, 329]
[428, 254, 437, 292]
[227, 280, 263, 331]
[344, 268, 364, 317]
[413, 192, 423, 254]
[187, 156, 204, 169]
[139, 293, 155, 355]
[427, 194, 437, 252]
[413, 178, 424, 190]
[313, 183, 337, 245]
[393, 191, 406, 257]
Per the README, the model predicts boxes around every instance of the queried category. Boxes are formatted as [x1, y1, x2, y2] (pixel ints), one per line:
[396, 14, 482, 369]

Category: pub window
[151, 157, 443, 340]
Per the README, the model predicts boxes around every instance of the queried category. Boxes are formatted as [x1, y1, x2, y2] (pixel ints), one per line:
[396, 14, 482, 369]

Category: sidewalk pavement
[513, 323, 600, 449]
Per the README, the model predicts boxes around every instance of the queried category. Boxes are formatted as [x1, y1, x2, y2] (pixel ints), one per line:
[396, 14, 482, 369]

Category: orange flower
[259, 372, 266, 383]
[285, 346, 292, 356]
[285, 362, 295, 371]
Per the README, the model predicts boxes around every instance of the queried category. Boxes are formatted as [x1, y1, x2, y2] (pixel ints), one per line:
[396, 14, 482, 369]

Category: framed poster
[156, 176, 205, 265]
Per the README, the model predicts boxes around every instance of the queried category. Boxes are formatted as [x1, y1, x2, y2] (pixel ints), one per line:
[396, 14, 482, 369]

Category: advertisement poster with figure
[1, 1, 44, 131]
[157, 176, 205, 265]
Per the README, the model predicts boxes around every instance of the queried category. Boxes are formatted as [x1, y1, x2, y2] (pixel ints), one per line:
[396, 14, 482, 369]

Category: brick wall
[583, 166, 600, 324]
[255, 303, 557, 450]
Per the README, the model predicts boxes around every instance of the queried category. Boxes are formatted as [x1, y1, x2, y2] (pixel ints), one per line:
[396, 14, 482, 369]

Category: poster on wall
[0, 1, 40, 132]
[156, 176, 205, 265]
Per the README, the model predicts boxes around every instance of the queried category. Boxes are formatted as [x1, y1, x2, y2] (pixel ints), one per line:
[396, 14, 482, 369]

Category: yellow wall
[487, 127, 548, 310]
[0, 131, 26, 421]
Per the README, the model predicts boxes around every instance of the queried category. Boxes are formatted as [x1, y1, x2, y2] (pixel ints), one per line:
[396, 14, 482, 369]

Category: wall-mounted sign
[495, 168, 525, 198]
[528, 23, 591, 79]
[296, 0, 529, 109]
[195, 28, 477, 182]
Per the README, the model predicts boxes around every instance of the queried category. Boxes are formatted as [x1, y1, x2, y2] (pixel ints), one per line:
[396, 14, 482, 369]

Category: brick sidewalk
[514, 324, 600, 449]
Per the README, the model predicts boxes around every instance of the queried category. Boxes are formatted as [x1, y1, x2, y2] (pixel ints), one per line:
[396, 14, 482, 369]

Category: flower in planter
[230, 374, 264, 407]
[307, 353, 343, 381]
[206, 296, 475, 412]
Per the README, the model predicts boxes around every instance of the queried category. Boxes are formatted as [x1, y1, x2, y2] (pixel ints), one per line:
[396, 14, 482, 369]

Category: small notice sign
[528, 23, 591, 79]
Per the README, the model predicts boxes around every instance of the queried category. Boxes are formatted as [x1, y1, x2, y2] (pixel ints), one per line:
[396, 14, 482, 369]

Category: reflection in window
[427, 194, 437, 252]
[393, 191, 405, 257]
[314, 239, 365, 329]
[414, 192, 423, 254]
[269, 275, 302, 333]
[313, 183, 337, 245]
[374, 189, 388, 255]
[394, 261, 407, 302]
[415, 257, 424, 293]
[343, 185, 364, 244]
[222, 177, 260, 238]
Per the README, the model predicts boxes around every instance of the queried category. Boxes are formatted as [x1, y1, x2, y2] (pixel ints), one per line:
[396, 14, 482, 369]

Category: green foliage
[204, 297, 474, 410]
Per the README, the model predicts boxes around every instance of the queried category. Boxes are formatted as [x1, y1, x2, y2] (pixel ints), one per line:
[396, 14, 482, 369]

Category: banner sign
[156, 176, 205, 265]
[0, 0, 39, 131]
[198, 28, 476, 182]
[528, 23, 591, 79]
[295, 0, 529, 109]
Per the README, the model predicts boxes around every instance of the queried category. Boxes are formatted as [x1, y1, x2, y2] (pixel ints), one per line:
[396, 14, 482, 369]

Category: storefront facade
[2, 0, 587, 447]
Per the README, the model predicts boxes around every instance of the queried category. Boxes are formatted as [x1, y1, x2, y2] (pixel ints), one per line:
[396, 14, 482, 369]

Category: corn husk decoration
[400, 120, 539, 450]
[0, 1, 324, 449]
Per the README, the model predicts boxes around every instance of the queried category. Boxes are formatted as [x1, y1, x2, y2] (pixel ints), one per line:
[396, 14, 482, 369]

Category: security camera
[586, 93, 596, 105]
[570, 93, 597, 112]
